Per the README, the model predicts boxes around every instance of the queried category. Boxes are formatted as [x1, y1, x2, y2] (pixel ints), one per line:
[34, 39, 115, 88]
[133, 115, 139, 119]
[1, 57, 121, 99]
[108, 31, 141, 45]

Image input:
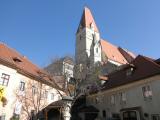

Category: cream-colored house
[86, 55, 160, 120]
[0, 43, 63, 120]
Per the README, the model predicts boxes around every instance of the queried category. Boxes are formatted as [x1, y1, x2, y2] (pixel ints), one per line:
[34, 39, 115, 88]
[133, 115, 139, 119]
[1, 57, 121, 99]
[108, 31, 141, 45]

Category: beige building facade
[0, 43, 63, 120]
[86, 56, 160, 120]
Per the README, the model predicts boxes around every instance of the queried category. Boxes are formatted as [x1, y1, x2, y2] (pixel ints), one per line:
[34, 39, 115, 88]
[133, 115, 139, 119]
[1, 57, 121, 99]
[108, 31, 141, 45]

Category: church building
[74, 7, 136, 92]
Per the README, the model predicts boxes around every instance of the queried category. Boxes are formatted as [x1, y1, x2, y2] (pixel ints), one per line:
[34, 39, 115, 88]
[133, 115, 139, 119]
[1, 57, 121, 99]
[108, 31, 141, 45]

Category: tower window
[79, 35, 81, 40]
[90, 22, 94, 30]
[92, 34, 95, 41]
[96, 48, 98, 53]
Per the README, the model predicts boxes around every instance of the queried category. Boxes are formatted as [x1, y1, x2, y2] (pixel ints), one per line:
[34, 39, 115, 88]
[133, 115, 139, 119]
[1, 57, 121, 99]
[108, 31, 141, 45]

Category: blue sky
[0, 0, 160, 67]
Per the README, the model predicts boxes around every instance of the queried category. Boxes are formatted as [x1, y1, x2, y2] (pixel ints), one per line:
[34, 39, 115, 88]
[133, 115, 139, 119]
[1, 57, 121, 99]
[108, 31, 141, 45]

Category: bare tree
[13, 78, 59, 120]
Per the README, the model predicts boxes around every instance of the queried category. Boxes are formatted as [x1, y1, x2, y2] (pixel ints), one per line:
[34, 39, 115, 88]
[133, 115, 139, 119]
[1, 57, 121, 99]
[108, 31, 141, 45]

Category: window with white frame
[120, 92, 126, 103]
[41, 90, 45, 99]
[111, 95, 115, 105]
[32, 85, 37, 95]
[0, 73, 10, 86]
[51, 93, 54, 100]
[19, 81, 25, 91]
[41, 90, 48, 99]
[142, 85, 152, 99]
[96, 48, 98, 53]
[45, 90, 48, 99]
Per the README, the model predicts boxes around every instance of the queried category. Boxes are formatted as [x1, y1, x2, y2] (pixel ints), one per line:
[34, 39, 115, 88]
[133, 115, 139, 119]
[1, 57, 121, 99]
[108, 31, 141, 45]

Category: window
[0, 73, 10, 86]
[112, 113, 120, 119]
[32, 85, 37, 95]
[102, 110, 106, 118]
[120, 92, 126, 103]
[41, 90, 45, 99]
[13, 57, 22, 63]
[41, 90, 48, 99]
[126, 68, 134, 76]
[152, 114, 160, 120]
[90, 22, 95, 31]
[142, 85, 152, 99]
[95, 97, 100, 104]
[51, 93, 54, 100]
[96, 48, 98, 53]
[19, 81, 25, 91]
[123, 111, 136, 119]
[92, 34, 95, 41]
[79, 35, 81, 40]
[45, 90, 48, 99]
[0, 115, 5, 120]
[111, 95, 115, 105]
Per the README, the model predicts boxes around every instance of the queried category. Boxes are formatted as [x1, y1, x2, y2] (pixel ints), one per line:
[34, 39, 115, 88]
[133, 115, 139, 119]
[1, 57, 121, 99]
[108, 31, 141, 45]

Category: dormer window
[112, 55, 116, 59]
[126, 67, 134, 76]
[13, 57, 22, 63]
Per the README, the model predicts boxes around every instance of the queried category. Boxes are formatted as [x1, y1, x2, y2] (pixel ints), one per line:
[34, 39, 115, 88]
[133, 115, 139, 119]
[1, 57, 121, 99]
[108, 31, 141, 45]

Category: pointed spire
[77, 7, 99, 33]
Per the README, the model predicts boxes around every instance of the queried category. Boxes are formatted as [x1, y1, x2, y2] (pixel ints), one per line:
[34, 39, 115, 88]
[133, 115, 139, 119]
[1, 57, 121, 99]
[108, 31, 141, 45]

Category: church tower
[75, 7, 101, 68]
[74, 7, 102, 92]
[74, 7, 136, 94]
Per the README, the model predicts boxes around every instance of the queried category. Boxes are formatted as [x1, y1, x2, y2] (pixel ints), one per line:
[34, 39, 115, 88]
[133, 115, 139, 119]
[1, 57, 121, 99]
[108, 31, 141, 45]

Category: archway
[48, 108, 62, 120]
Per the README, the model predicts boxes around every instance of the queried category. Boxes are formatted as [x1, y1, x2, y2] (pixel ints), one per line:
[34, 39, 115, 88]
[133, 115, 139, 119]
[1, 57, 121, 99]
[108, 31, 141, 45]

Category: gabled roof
[101, 39, 136, 64]
[77, 7, 99, 33]
[118, 47, 136, 63]
[0, 43, 61, 89]
[0, 43, 41, 77]
[102, 55, 160, 90]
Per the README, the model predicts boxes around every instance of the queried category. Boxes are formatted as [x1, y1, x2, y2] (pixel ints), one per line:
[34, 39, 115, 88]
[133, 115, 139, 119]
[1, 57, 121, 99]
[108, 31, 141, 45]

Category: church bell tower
[75, 7, 101, 67]
[74, 7, 102, 87]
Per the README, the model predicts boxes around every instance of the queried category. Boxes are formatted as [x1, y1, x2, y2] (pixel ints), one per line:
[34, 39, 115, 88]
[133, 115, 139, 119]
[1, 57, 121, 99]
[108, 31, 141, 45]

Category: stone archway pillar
[62, 101, 72, 120]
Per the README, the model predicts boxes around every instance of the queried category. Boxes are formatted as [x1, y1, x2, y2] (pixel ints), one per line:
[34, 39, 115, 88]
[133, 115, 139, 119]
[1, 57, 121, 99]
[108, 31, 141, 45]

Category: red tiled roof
[77, 7, 136, 65]
[101, 39, 136, 64]
[102, 55, 160, 90]
[118, 47, 136, 63]
[0, 43, 61, 89]
[0, 43, 41, 77]
[77, 7, 99, 33]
